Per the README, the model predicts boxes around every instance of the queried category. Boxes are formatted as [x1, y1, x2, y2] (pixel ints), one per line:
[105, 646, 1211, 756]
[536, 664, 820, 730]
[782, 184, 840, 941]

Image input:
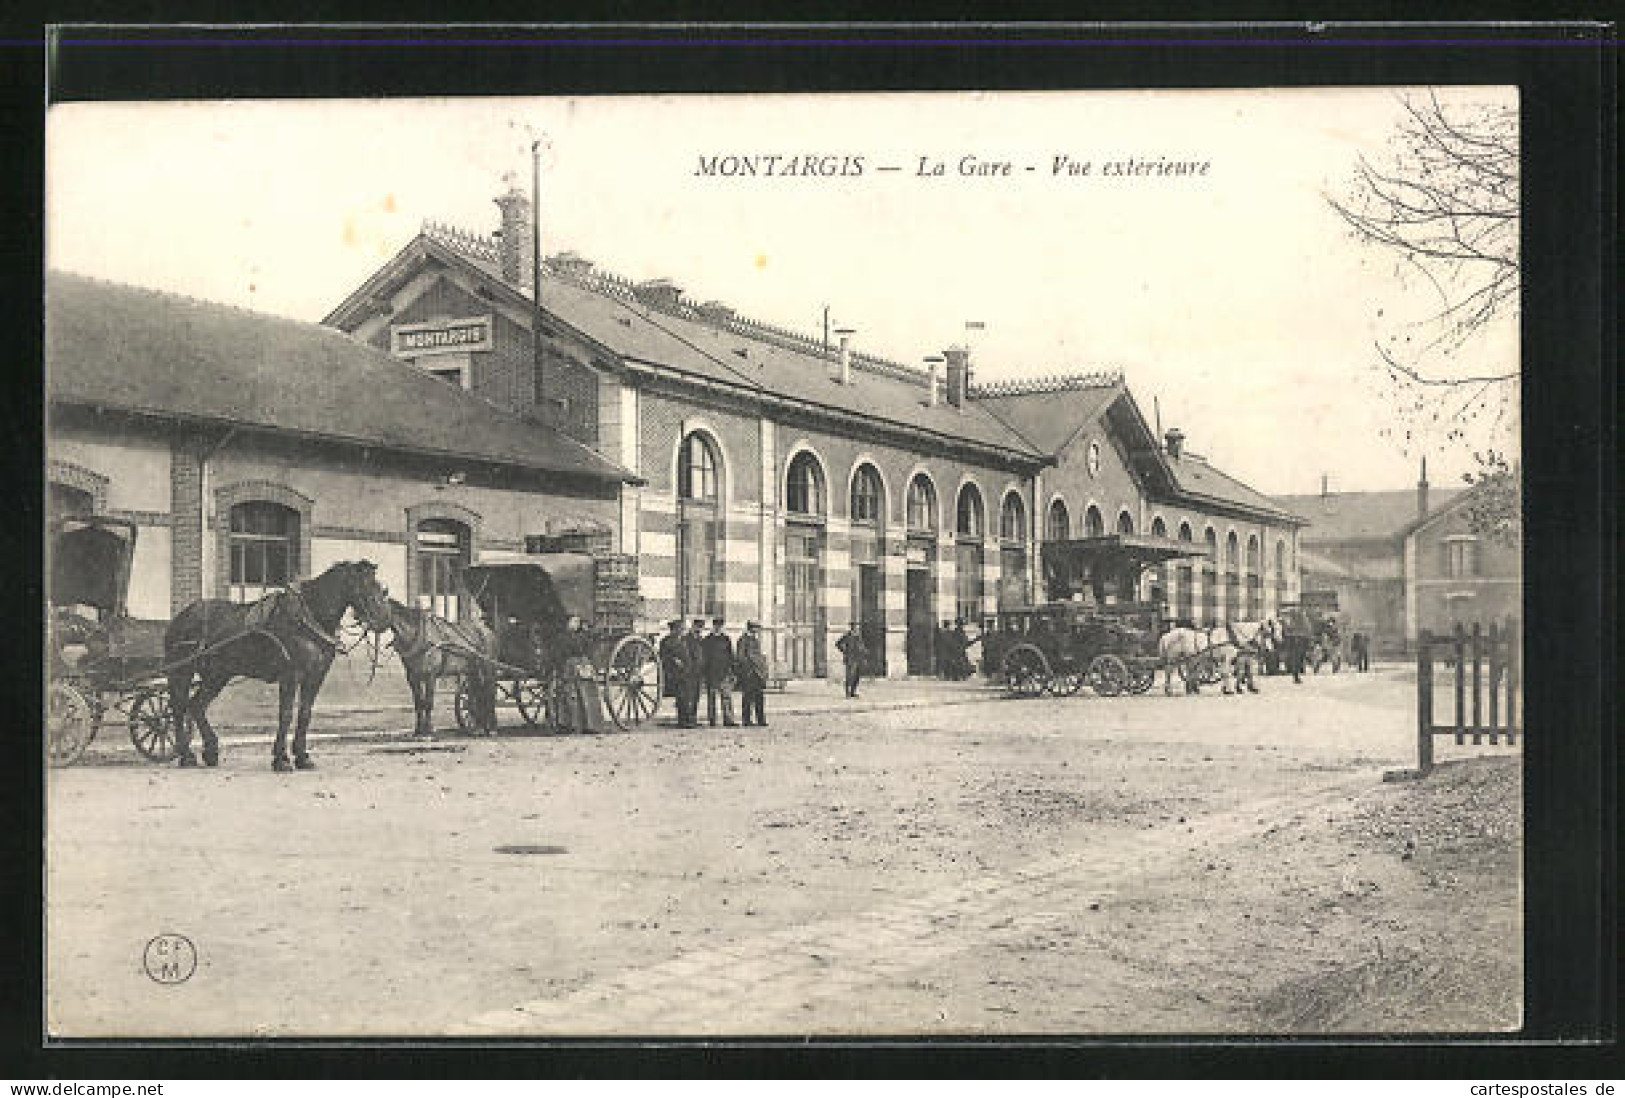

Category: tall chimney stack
[834, 328, 854, 385]
[1164, 427, 1185, 460]
[923, 355, 943, 406]
[493, 185, 534, 291]
[1321, 473, 1329, 498]
[1417, 455, 1430, 520]
[943, 345, 970, 408]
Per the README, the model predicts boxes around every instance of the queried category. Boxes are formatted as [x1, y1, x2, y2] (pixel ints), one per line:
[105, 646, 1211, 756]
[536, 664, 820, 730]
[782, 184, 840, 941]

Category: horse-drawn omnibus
[984, 534, 1214, 697]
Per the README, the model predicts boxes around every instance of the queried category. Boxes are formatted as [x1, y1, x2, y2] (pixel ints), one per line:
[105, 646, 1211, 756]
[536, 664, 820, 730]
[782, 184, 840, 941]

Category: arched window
[416, 517, 471, 619]
[906, 474, 938, 533]
[956, 484, 985, 539]
[1117, 509, 1135, 534]
[1245, 534, 1262, 617]
[229, 500, 300, 602]
[786, 451, 826, 516]
[955, 484, 985, 623]
[1201, 527, 1219, 625]
[850, 464, 883, 527]
[1175, 521, 1195, 624]
[677, 431, 722, 619]
[678, 432, 719, 503]
[1047, 499, 1070, 542]
[997, 492, 1027, 609]
[1084, 505, 1105, 538]
[50, 482, 95, 518]
[1224, 531, 1241, 620]
[998, 493, 1026, 542]
[1151, 516, 1168, 538]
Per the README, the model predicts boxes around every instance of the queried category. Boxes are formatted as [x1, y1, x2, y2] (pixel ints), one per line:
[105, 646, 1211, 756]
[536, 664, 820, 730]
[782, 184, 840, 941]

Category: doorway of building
[856, 561, 885, 677]
[906, 564, 935, 675]
[784, 524, 825, 677]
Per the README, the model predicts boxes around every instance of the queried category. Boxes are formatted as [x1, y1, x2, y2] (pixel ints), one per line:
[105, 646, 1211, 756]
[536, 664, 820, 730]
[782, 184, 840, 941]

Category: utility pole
[822, 304, 831, 353]
[531, 137, 545, 424]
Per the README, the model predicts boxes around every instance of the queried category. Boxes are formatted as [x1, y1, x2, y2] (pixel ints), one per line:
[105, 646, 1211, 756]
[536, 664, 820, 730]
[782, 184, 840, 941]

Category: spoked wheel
[48, 681, 100, 768]
[515, 678, 550, 730]
[127, 688, 178, 762]
[1086, 654, 1130, 697]
[1001, 644, 1051, 697]
[604, 635, 661, 731]
[1126, 663, 1157, 695]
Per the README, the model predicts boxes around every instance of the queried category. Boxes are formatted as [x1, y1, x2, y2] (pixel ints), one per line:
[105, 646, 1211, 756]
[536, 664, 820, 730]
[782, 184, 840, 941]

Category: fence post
[1453, 623, 1466, 745]
[1470, 620, 1483, 744]
[1488, 619, 1501, 744]
[1417, 629, 1434, 774]
[1507, 614, 1520, 745]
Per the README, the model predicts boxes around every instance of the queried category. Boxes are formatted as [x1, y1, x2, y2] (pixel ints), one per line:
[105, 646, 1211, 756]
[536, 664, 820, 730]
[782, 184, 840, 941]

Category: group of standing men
[659, 618, 771, 729]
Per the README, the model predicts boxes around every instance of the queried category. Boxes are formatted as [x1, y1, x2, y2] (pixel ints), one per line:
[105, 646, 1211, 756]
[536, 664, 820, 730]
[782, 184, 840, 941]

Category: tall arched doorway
[904, 473, 939, 674]
[784, 450, 827, 677]
[677, 431, 722, 620]
[849, 463, 887, 676]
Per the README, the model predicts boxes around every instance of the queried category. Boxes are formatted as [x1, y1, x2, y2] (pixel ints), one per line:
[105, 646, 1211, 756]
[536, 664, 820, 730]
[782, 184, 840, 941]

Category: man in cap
[701, 616, 738, 727]
[658, 619, 697, 728]
[682, 619, 707, 726]
[836, 621, 867, 699]
[735, 620, 770, 727]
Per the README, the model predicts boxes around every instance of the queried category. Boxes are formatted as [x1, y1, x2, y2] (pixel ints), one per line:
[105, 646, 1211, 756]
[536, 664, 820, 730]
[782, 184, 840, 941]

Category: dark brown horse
[383, 599, 500, 736]
[164, 561, 392, 771]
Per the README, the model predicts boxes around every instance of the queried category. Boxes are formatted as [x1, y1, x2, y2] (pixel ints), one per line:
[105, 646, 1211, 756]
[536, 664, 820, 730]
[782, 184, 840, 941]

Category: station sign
[391, 315, 494, 358]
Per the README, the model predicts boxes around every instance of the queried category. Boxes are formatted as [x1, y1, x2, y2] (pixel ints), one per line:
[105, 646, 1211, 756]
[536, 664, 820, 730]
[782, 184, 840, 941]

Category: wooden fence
[1399, 617, 1521, 778]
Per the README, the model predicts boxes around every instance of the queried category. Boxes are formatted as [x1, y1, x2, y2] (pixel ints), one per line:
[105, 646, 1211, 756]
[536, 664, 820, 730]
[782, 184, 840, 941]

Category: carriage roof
[50, 515, 139, 617]
[460, 556, 596, 625]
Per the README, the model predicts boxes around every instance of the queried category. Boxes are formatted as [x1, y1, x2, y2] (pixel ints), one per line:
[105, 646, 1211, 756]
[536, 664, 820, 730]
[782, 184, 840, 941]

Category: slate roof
[1274, 488, 1465, 543]
[976, 382, 1121, 453]
[47, 272, 637, 484]
[1166, 454, 1305, 523]
[330, 234, 1045, 460]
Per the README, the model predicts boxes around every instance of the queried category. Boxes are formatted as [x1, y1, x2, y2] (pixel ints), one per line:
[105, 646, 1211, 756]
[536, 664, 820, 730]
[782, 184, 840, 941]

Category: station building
[47, 271, 635, 622]
[324, 187, 1307, 679]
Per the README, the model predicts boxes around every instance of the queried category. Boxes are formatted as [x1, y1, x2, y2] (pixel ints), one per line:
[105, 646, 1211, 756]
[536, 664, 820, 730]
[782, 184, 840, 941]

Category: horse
[1157, 618, 1279, 696]
[382, 599, 500, 737]
[163, 560, 392, 771]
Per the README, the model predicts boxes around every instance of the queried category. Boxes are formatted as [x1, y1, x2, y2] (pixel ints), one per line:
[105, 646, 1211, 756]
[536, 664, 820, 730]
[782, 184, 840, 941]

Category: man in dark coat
[836, 621, 866, 698]
[682, 619, 706, 726]
[701, 617, 738, 727]
[735, 620, 770, 727]
[935, 622, 953, 678]
[658, 619, 696, 728]
[1352, 631, 1371, 672]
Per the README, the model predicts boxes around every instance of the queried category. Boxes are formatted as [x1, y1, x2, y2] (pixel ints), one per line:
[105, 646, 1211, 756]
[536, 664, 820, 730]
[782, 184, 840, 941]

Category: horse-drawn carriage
[47, 515, 180, 766]
[986, 534, 1216, 698]
[442, 556, 662, 733]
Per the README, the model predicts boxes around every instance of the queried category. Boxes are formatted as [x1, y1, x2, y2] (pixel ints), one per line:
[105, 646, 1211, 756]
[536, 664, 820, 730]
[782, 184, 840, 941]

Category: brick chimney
[943, 345, 970, 408]
[695, 300, 736, 325]
[1164, 427, 1185, 460]
[923, 355, 943, 407]
[633, 278, 683, 310]
[1417, 455, 1430, 520]
[549, 251, 593, 280]
[492, 185, 533, 291]
[834, 328, 854, 385]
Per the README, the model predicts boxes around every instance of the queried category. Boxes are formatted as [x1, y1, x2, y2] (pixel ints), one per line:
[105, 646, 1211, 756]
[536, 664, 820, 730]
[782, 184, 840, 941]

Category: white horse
[1158, 618, 1279, 696]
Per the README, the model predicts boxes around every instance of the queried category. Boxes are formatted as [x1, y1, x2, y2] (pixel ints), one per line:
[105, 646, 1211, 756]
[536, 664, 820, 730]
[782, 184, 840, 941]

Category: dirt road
[45, 666, 1520, 1036]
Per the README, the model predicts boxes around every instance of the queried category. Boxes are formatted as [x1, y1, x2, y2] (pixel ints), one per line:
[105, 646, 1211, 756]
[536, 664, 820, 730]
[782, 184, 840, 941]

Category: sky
[46, 89, 1519, 495]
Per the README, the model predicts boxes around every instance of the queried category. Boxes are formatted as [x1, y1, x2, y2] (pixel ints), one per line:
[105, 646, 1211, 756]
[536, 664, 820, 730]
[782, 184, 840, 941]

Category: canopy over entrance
[1041, 534, 1208, 606]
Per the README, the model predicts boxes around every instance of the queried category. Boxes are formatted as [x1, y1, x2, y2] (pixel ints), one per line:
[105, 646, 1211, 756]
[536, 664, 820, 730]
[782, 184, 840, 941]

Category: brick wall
[169, 436, 204, 614]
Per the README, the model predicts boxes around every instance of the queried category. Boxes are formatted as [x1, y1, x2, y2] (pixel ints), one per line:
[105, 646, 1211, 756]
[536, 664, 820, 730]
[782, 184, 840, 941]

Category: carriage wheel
[515, 679, 550, 730]
[604, 635, 661, 731]
[1001, 644, 1051, 697]
[1126, 664, 1156, 695]
[48, 681, 99, 768]
[127, 688, 178, 762]
[1087, 654, 1129, 697]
